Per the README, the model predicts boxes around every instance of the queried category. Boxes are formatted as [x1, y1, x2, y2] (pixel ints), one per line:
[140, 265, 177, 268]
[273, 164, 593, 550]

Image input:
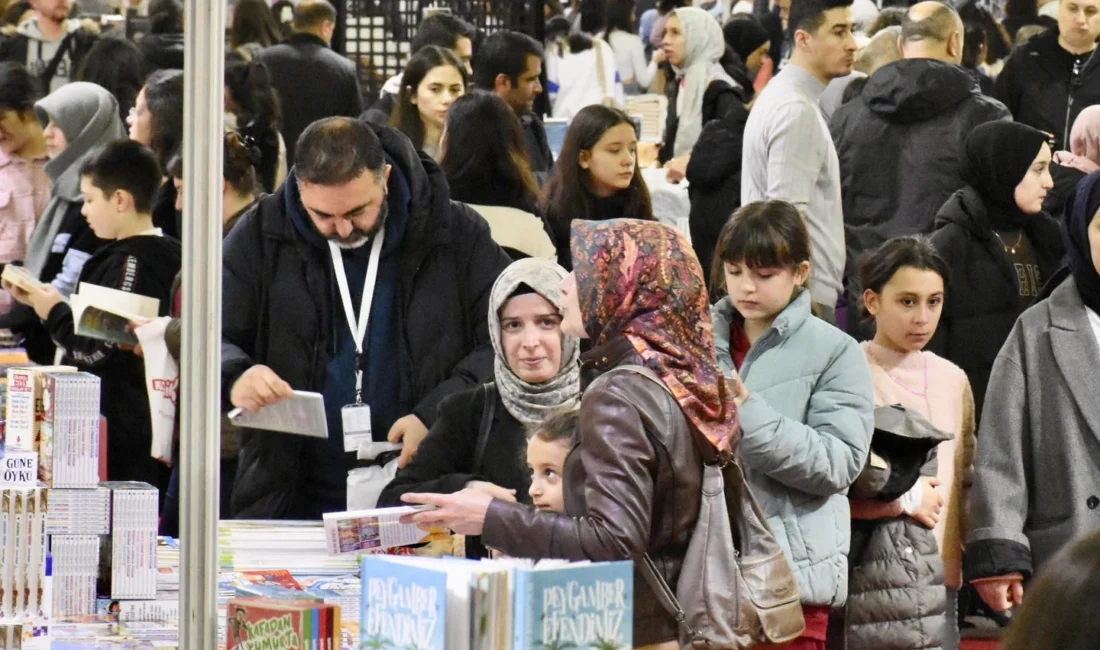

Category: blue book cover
[513, 561, 634, 650]
[360, 555, 447, 650]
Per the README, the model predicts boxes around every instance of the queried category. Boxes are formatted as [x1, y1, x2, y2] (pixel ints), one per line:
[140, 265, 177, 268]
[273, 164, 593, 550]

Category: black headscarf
[723, 17, 770, 64]
[964, 121, 1050, 228]
[1064, 171, 1100, 314]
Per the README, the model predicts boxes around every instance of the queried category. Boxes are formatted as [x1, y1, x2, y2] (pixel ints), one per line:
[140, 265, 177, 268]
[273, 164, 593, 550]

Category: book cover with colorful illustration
[359, 556, 446, 650]
[225, 597, 340, 650]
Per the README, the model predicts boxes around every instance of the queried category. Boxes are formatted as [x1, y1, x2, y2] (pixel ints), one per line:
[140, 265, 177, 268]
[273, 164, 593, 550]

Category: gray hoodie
[24, 82, 124, 293]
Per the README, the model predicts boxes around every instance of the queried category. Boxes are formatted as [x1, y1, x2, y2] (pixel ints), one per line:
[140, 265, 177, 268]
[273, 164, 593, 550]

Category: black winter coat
[221, 123, 511, 519]
[927, 187, 1064, 417]
[686, 98, 749, 289]
[1045, 163, 1087, 221]
[831, 59, 1010, 267]
[659, 79, 744, 164]
[140, 33, 184, 75]
[256, 33, 364, 167]
[45, 234, 181, 487]
[994, 28, 1100, 150]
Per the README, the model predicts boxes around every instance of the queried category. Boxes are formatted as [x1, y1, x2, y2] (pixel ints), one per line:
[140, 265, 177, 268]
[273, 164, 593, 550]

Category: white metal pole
[179, 0, 225, 646]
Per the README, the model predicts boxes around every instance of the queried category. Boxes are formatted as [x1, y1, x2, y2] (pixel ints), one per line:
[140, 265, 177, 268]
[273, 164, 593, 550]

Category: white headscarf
[487, 259, 581, 428]
[671, 7, 737, 157]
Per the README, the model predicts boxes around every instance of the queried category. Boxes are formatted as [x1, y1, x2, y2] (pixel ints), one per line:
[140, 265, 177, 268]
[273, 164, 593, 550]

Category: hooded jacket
[0, 17, 98, 93]
[139, 33, 184, 75]
[221, 122, 511, 519]
[927, 187, 1063, 417]
[994, 27, 1100, 151]
[44, 233, 181, 486]
[830, 58, 1010, 265]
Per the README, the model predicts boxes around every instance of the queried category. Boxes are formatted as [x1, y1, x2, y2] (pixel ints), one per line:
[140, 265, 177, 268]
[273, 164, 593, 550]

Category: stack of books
[218, 522, 361, 576]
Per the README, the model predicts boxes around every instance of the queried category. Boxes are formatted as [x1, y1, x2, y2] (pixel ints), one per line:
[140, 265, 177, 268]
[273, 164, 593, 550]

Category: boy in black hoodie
[19, 140, 182, 489]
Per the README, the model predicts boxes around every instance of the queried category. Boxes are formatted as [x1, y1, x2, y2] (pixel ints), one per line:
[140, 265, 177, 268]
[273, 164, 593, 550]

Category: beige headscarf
[671, 7, 737, 157]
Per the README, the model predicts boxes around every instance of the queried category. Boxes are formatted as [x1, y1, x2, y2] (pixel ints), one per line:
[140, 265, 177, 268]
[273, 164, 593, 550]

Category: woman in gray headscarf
[0, 81, 124, 363]
[659, 6, 746, 182]
[378, 258, 581, 555]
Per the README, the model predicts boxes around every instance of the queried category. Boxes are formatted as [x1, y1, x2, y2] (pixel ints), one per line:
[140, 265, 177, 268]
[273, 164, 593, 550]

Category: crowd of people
[0, 0, 1099, 647]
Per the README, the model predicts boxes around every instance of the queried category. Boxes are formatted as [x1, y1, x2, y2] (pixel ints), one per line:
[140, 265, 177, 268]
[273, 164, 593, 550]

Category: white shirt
[607, 30, 656, 92]
[546, 38, 625, 120]
[1088, 305, 1100, 351]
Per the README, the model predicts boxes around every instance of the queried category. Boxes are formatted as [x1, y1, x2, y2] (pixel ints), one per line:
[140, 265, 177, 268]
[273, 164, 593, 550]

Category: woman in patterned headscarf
[402, 219, 736, 648]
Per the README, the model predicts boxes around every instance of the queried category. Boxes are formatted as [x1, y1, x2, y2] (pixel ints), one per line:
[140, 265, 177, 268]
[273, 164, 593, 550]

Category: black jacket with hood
[994, 27, 1100, 151]
[831, 59, 1010, 266]
[221, 122, 511, 519]
[45, 234, 181, 487]
[927, 187, 1063, 416]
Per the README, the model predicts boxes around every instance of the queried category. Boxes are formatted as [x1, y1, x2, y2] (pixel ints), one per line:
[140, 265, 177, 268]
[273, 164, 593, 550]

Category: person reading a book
[15, 140, 181, 488]
[377, 258, 581, 555]
[401, 219, 737, 649]
[0, 81, 121, 364]
[221, 117, 511, 519]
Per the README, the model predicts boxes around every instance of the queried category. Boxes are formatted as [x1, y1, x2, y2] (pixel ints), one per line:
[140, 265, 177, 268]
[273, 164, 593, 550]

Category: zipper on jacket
[1065, 58, 1082, 148]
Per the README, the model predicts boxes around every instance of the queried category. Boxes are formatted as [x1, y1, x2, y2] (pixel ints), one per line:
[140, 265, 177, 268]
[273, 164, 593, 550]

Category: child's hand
[28, 284, 62, 320]
[730, 376, 750, 407]
[973, 574, 1024, 612]
[2, 279, 31, 306]
[127, 318, 152, 357]
[909, 476, 944, 529]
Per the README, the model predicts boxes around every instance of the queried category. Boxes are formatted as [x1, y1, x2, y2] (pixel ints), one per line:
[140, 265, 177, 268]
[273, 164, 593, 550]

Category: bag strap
[471, 382, 497, 475]
[612, 365, 708, 642]
[595, 38, 609, 98]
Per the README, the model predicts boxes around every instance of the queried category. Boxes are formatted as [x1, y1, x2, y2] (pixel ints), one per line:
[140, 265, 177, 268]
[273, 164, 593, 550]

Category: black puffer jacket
[831, 59, 1010, 266]
[221, 123, 512, 519]
[140, 33, 184, 74]
[994, 27, 1100, 150]
[927, 187, 1063, 416]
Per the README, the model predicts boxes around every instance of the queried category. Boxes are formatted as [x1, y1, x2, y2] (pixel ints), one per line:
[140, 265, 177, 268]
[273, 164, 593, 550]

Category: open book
[1, 265, 45, 293]
[228, 390, 329, 439]
[70, 283, 160, 346]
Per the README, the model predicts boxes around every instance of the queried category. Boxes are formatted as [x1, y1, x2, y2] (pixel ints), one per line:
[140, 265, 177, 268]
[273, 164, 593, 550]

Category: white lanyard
[329, 230, 384, 405]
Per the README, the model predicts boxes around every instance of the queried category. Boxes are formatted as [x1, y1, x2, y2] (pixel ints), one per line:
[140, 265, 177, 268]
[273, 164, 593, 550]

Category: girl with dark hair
[225, 57, 285, 192]
[849, 235, 976, 650]
[965, 171, 1100, 621]
[605, 0, 657, 94]
[159, 130, 264, 535]
[391, 45, 466, 162]
[710, 200, 874, 650]
[542, 104, 653, 268]
[75, 37, 144, 122]
[230, 0, 284, 60]
[928, 121, 1063, 420]
[545, 14, 623, 119]
[440, 91, 555, 260]
[128, 69, 184, 239]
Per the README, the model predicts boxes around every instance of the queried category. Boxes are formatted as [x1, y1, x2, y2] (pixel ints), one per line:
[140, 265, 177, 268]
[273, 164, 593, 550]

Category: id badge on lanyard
[329, 230, 384, 454]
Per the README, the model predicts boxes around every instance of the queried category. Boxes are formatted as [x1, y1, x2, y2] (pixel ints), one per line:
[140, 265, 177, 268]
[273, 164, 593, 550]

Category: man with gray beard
[221, 117, 511, 519]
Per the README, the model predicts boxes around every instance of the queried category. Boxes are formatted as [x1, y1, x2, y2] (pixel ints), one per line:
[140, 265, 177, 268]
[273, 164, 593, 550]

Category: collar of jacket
[943, 186, 1064, 276]
[580, 335, 640, 388]
[1027, 27, 1100, 81]
[285, 32, 329, 48]
[1050, 275, 1091, 331]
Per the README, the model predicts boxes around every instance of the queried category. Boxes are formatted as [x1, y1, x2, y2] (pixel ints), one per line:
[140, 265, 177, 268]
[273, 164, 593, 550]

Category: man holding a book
[221, 117, 510, 519]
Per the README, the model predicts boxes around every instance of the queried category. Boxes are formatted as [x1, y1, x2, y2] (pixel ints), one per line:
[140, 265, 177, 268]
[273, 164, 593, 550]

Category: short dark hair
[962, 19, 987, 68]
[76, 38, 144, 121]
[295, 117, 385, 186]
[410, 14, 473, 54]
[292, 0, 336, 31]
[857, 235, 950, 320]
[0, 62, 40, 114]
[79, 140, 162, 214]
[901, 2, 960, 43]
[530, 408, 580, 445]
[867, 6, 906, 36]
[788, 0, 854, 40]
[471, 31, 543, 90]
[143, 69, 185, 169]
[605, 0, 637, 35]
[711, 200, 811, 292]
[148, 0, 183, 34]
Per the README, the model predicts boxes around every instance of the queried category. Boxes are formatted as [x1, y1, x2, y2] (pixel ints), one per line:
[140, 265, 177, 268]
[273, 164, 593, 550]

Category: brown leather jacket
[482, 336, 703, 645]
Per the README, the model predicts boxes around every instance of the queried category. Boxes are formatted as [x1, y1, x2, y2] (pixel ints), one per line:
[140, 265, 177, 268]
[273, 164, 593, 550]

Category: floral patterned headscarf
[571, 219, 738, 451]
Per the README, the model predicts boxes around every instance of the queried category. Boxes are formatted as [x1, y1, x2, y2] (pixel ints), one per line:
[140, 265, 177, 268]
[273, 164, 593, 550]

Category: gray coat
[713, 290, 875, 606]
[966, 277, 1100, 581]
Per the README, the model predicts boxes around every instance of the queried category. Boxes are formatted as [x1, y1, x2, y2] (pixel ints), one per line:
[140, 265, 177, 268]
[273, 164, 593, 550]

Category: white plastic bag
[347, 459, 399, 511]
[135, 316, 177, 464]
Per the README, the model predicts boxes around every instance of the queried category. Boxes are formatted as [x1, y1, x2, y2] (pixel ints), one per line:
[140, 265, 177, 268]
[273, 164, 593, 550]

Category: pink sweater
[861, 341, 977, 589]
[0, 148, 49, 312]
